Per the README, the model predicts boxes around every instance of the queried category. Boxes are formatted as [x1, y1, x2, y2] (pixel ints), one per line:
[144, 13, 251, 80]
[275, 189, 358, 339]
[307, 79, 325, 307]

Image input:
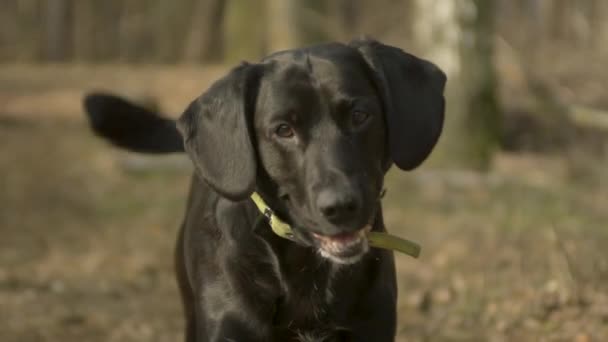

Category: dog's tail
[83, 93, 184, 153]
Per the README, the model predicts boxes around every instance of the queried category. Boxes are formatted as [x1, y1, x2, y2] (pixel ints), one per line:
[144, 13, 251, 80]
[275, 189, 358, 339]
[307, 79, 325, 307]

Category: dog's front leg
[349, 252, 398, 342]
[190, 272, 279, 341]
[187, 290, 279, 342]
[349, 302, 397, 342]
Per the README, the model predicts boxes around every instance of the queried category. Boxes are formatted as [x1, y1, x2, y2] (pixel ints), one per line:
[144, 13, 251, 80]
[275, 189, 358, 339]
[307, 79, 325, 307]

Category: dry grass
[1, 65, 607, 341]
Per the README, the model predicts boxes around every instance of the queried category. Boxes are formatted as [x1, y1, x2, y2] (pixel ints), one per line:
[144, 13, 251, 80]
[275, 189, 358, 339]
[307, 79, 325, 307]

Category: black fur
[176, 63, 263, 200]
[350, 40, 446, 170]
[84, 93, 184, 153]
[83, 39, 446, 342]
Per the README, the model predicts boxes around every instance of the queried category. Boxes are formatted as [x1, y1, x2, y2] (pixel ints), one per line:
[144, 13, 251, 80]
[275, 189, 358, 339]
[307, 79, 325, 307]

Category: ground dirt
[1, 65, 607, 342]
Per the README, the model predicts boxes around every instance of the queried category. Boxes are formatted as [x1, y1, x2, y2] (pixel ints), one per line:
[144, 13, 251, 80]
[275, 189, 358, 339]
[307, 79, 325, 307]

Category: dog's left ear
[177, 63, 262, 200]
[350, 39, 447, 170]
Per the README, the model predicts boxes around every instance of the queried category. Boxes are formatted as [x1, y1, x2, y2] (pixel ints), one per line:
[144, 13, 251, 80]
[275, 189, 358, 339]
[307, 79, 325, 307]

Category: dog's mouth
[310, 225, 372, 264]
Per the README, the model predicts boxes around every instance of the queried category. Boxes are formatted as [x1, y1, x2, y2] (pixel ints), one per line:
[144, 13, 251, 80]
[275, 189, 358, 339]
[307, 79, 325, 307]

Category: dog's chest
[279, 269, 331, 321]
[271, 253, 346, 332]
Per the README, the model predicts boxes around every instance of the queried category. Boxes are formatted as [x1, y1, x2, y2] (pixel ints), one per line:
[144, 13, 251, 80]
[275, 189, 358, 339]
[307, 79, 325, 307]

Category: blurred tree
[15, 0, 42, 61]
[224, 0, 267, 62]
[72, 1, 95, 61]
[183, 0, 227, 63]
[73, 1, 121, 62]
[97, 1, 122, 61]
[266, 0, 297, 51]
[414, 0, 501, 170]
[224, 0, 332, 62]
[294, 0, 330, 46]
[1, 1, 17, 60]
[44, 0, 73, 61]
[590, 0, 608, 55]
[328, 0, 360, 41]
[117, 0, 149, 62]
[265, 0, 332, 52]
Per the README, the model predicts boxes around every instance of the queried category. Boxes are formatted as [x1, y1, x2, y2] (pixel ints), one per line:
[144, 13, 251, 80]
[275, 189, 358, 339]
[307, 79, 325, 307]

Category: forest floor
[1, 64, 607, 341]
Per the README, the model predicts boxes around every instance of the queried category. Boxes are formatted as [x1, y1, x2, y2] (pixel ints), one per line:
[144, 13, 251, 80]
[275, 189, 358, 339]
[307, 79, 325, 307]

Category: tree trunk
[153, 0, 196, 63]
[44, 0, 73, 61]
[328, 0, 360, 41]
[183, 0, 227, 63]
[264, 0, 336, 53]
[16, 0, 43, 61]
[0, 1, 19, 61]
[413, 0, 501, 170]
[587, 0, 608, 53]
[117, 0, 156, 63]
[265, 0, 297, 52]
[224, 0, 267, 63]
[95, 1, 122, 61]
[294, 0, 330, 46]
[72, 0, 99, 61]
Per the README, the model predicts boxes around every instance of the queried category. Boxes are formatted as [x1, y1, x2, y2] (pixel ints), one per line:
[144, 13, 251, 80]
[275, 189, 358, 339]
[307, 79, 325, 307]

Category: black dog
[84, 39, 446, 342]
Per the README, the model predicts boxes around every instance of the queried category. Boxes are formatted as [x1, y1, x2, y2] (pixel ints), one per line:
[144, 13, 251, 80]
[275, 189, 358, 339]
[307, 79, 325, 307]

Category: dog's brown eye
[275, 124, 294, 138]
[352, 110, 369, 125]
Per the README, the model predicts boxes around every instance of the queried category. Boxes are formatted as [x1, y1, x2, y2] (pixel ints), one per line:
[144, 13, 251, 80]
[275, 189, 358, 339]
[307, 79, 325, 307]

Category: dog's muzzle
[311, 225, 372, 264]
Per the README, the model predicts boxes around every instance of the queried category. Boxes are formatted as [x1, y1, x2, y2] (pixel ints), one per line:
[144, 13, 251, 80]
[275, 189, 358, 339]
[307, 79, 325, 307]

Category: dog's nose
[317, 190, 360, 225]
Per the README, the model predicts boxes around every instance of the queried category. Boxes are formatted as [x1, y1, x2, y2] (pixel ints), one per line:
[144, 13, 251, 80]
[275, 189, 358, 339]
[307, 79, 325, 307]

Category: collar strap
[250, 192, 420, 258]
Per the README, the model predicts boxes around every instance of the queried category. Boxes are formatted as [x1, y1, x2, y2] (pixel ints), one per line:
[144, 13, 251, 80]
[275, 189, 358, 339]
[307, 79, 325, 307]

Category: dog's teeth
[313, 226, 372, 262]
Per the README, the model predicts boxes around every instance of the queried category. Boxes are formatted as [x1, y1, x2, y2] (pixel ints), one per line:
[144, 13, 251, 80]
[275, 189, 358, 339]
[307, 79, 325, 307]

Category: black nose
[317, 190, 360, 225]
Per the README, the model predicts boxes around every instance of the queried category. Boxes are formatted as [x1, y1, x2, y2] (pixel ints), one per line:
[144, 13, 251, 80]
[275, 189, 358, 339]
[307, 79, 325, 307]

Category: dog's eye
[352, 110, 370, 126]
[275, 124, 295, 138]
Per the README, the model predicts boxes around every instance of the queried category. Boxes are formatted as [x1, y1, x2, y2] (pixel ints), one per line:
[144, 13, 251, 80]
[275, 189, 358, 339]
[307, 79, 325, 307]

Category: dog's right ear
[350, 39, 446, 171]
[177, 63, 262, 201]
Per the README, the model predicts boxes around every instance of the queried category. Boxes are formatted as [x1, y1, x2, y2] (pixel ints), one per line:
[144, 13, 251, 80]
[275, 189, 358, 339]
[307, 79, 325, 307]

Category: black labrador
[83, 39, 446, 342]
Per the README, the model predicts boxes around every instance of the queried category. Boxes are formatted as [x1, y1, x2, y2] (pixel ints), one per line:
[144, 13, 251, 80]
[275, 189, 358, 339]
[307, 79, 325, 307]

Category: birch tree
[414, 0, 501, 170]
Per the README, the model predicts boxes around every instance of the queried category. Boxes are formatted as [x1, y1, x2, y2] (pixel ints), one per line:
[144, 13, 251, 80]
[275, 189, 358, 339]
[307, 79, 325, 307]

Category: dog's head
[177, 39, 446, 264]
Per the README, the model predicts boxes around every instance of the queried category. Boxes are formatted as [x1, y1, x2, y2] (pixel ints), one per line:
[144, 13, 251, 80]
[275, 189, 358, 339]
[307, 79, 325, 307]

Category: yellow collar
[250, 192, 420, 258]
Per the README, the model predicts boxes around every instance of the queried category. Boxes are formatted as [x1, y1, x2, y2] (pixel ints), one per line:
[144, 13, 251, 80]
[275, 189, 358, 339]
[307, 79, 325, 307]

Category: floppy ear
[350, 39, 447, 170]
[177, 63, 262, 200]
